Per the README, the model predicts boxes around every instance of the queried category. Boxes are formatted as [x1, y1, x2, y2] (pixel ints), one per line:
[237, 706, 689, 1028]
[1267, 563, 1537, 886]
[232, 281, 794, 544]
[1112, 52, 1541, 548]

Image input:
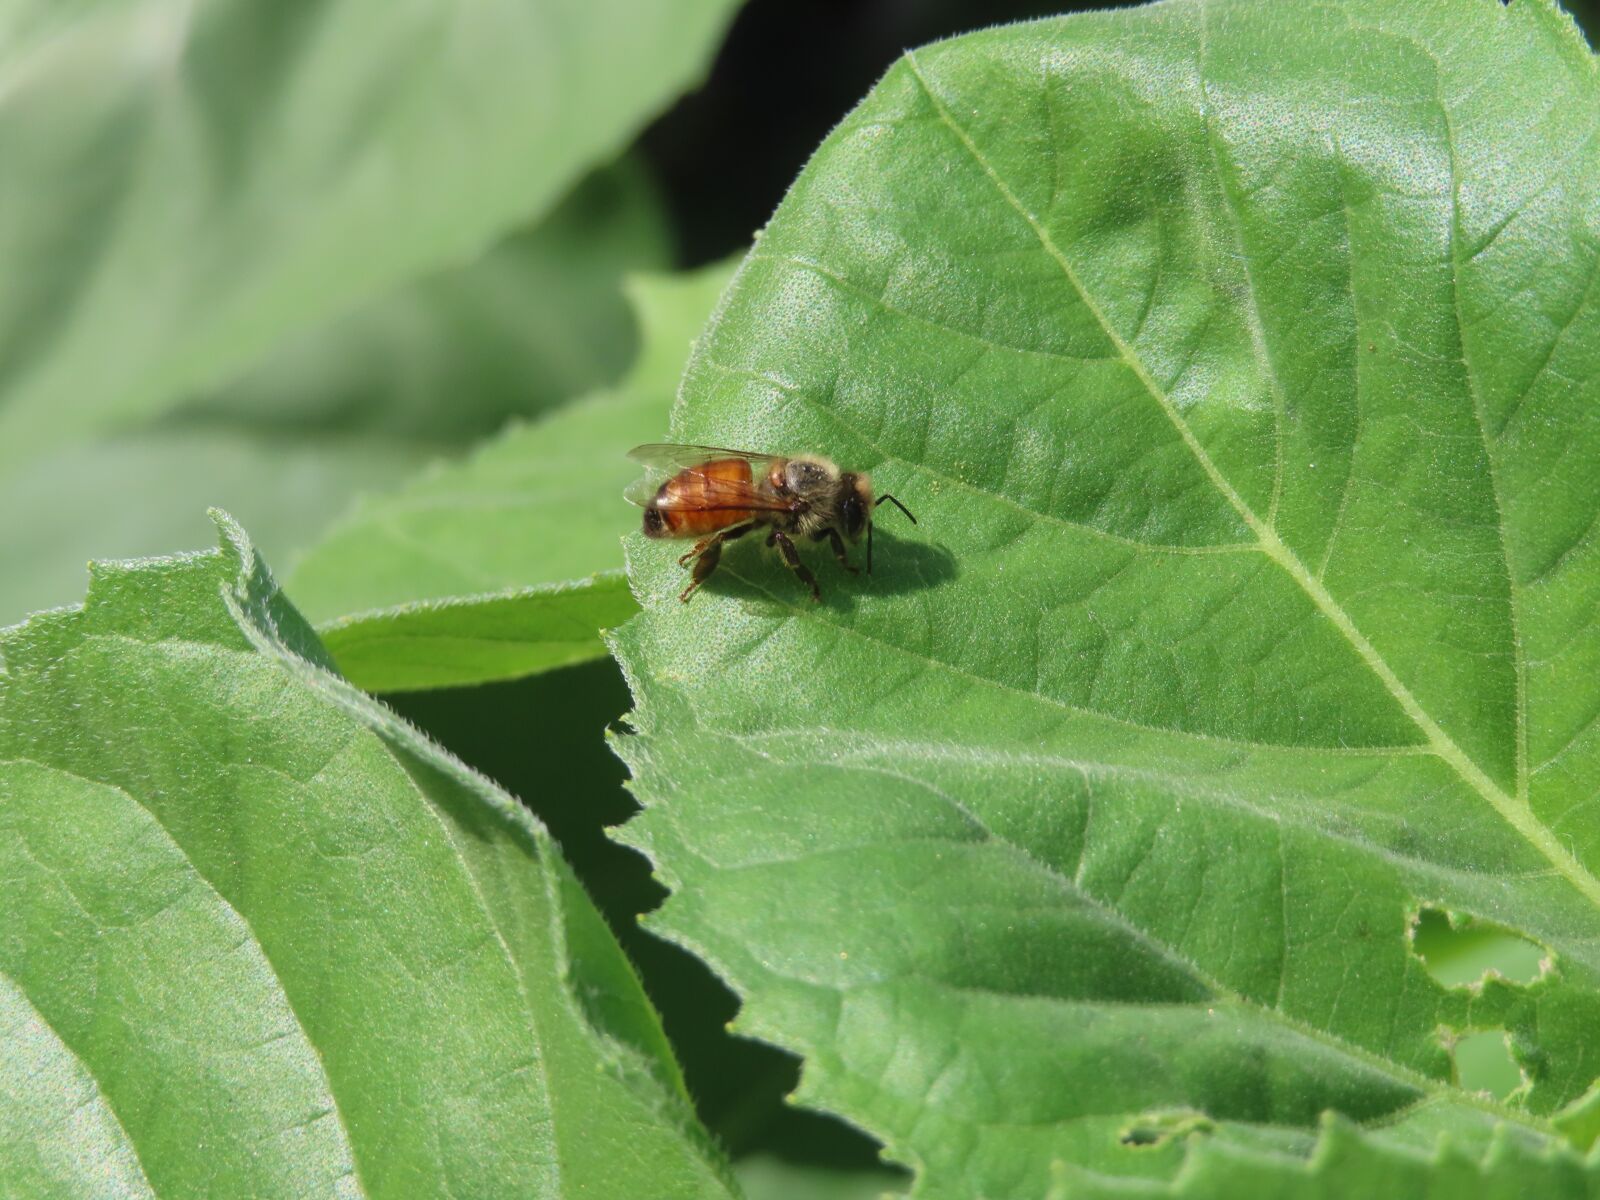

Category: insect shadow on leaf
[710, 525, 958, 611]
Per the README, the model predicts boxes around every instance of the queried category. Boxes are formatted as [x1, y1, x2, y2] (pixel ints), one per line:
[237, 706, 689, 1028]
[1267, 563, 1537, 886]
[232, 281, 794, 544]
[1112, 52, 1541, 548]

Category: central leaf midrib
[899, 48, 1600, 912]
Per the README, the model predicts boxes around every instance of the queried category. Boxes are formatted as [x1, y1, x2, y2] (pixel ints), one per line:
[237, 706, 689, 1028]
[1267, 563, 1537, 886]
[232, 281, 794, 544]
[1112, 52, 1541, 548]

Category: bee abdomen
[646, 458, 761, 538]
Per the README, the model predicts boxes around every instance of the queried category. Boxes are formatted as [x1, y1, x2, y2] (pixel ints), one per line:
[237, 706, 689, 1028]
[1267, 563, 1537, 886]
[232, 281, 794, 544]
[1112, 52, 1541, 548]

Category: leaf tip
[205, 506, 257, 577]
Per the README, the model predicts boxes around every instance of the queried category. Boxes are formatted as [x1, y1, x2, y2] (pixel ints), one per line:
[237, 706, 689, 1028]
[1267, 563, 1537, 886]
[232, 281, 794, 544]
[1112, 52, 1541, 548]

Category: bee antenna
[868, 494, 915, 577]
[875, 493, 917, 524]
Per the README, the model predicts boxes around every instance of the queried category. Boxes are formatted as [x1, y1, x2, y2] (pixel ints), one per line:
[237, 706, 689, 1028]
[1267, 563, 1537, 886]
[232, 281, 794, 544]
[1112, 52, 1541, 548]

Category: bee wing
[624, 443, 800, 512]
[623, 472, 668, 507]
[625, 443, 786, 473]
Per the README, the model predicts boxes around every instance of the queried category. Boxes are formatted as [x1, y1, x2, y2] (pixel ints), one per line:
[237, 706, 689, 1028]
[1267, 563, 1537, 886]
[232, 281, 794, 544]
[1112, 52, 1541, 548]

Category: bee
[626, 443, 917, 603]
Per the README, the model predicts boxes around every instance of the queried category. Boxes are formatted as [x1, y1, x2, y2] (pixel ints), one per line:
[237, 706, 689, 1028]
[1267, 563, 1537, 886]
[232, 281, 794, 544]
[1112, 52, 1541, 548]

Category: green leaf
[610, 0, 1600, 1194]
[0, 161, 668, 627]
[0, 0, 740, 468]
[289, 260, 739, 692]
[736, 1157, 908, 1200]
[0, 513, 737, 1198]
[186, 160, 673, 446]
[0, 425, 436, 628]
[1053, 1114, 1600, 1199]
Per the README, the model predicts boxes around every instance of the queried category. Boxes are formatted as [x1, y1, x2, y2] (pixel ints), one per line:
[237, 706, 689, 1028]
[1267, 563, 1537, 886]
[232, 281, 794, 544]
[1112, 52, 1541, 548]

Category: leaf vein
[0, 754, 367, 1195]
[701, 355, 1258, 558]
[1433, 53, 1531, 809]
[901, 44, 1600, 912]
[1196, 0, 1291, 529]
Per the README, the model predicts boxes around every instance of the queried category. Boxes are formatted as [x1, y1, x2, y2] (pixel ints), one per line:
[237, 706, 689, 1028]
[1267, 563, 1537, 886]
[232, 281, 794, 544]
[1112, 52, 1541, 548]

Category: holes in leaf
[1119, 1109, 1215, 1148]
[1410, 907, 1546, 988]
[1451, 1029, 1524, 1100]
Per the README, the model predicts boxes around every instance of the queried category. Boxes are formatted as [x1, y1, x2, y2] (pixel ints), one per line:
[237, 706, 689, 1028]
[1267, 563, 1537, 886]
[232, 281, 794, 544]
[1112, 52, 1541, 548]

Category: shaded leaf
[291, 261, 738, 691]
[736, 1156, 907, 1200]
[0, 162, 667, 627]
[0, 0, 740, 467]
[0, 514, 736, 1198]
[0, 425, 435, 627]
[186, 160, 673, 445]
[610, 0, 1600, 1194]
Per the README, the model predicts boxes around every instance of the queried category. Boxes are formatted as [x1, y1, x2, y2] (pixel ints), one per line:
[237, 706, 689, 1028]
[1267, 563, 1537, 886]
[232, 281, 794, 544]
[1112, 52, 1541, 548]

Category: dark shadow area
[859, 527, 959, 596]
[1565, 0, 1597, 39]
[643, 0, 1146, 268]
[384, 660, 896, 1173]
[694, 526, 958, 613]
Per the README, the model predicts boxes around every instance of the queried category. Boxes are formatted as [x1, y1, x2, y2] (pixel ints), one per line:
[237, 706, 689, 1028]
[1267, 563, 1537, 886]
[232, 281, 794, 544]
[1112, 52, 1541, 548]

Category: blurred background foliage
[4, 0, 1592, 1192]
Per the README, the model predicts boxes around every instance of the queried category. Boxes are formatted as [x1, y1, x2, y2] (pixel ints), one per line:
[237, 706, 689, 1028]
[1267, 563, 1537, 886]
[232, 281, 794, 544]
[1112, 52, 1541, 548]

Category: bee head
[838, 472, 873, 541]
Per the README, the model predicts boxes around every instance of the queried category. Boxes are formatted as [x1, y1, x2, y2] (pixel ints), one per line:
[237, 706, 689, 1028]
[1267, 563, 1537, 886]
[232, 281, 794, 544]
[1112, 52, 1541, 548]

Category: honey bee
[626, 443, 917, 603]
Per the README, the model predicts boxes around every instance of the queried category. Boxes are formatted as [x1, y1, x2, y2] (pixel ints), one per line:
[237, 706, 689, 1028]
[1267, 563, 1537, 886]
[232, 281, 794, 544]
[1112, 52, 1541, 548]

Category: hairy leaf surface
[0, 515, 735, 1198]
[612, 1, 1600, 1193]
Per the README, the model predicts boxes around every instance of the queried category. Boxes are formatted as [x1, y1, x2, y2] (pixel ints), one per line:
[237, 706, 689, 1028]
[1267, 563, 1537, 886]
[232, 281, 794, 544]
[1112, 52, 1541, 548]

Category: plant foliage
[288, 262, 737, 692]
[611, 0, 1600, 1193]
[0, 516, 736, 1198]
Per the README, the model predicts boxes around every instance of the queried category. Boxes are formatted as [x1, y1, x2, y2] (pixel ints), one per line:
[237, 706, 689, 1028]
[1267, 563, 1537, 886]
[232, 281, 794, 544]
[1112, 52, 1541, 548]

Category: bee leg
[822, 528, 859, 575]
[679, 538, 722, 603]
[677, 524, 755, 602]
[771, 531, 822, 602]
[678, 523, 755, 570]
[678, 537, 712, 568]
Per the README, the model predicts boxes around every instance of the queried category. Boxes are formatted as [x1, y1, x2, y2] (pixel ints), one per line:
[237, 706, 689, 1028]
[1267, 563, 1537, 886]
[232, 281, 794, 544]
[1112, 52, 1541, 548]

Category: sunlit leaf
[611, 1, 1600, 1194]
[0, 514, 736, 1198]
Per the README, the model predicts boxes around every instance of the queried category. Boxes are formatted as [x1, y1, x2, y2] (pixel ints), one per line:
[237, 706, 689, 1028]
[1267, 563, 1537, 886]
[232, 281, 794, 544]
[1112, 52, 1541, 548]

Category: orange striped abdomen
[643, 457, 762, 538]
